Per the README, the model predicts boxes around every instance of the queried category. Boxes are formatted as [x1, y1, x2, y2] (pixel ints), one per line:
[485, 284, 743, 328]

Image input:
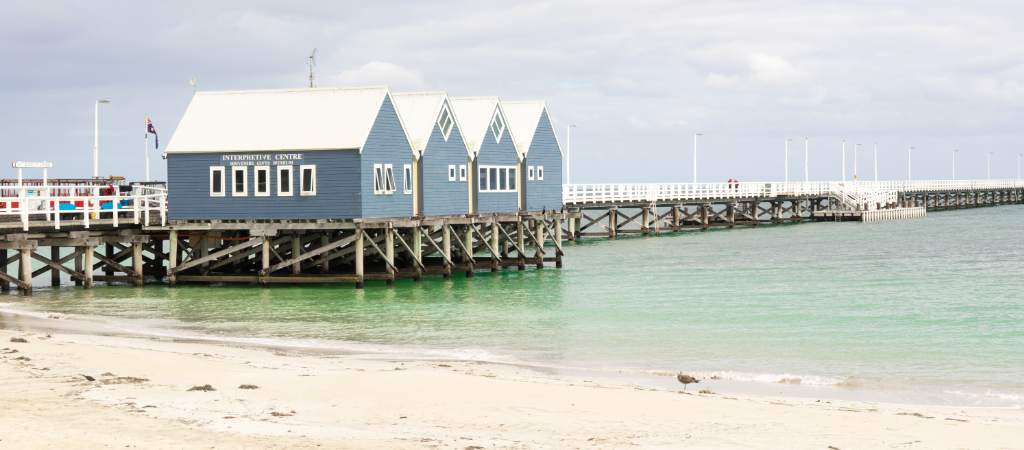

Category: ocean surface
[2, 206, 1022, 407]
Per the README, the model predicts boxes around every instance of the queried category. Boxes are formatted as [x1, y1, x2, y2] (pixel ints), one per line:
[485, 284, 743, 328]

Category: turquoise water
[2, 206, 1023, 406]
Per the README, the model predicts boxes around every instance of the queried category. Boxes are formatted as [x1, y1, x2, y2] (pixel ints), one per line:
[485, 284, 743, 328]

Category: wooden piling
[19, 248, 32, 296]
[132, 243, 144, 286]
[167, 230, 177, 288]
[50, 246, 60, 287]
[355, 231, 364, 288]
[386, 228, 395, 286]
[442, 225, 452, 279]
[0, 249, 8, 292]
[83, 245, 94, 289]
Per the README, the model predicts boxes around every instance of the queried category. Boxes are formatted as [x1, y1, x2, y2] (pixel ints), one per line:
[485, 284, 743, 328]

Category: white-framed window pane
[232, 167, 247, 196]
[490, 113, 504, 142]
[373, 164, 383, 195]
[498, 168, 507, 190]
[438, 107, 453, 140]
[277, 166, 293, 196]
[528, 166, 535, 181]
[404, 164, 413, 194]
[384, 164, 396, 193]
[255, 167, 270, 196]
[459, 165, 467, 181]
[210, 167, 224, 197]
[479, 167, 487, 191]
[448, 165, 456, 181]
[300, 165, 316, 196]
[508, 168, 516, 190]
[537, 166, 544, 181]
[489, 168, 498, 190]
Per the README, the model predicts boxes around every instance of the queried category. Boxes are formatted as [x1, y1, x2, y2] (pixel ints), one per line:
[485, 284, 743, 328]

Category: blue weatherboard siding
[359, 94, 415, 218]
[525, 109, 564, 211]
[166, 149, 361, 220]
[476, 114, 520, 214]
[422, 101, 471, 216]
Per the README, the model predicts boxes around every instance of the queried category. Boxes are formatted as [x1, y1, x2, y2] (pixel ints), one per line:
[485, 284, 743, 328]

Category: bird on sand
[677, 373, 700, 390]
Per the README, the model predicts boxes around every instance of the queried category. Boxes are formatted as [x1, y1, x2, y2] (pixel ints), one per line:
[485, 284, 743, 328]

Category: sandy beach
[0, 325, 1021, 450]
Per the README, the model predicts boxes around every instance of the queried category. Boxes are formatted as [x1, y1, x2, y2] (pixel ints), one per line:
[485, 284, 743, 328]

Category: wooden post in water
[464, 226, 474, 278]
[291, 235, 301, 275]
[167, 230, 177, 288]
[412, 226, 422, 282]
[642, 207, 650, 236]
[491, 222, 499, 272]
[608, 208, 617, 238]
[51, 246, 60, 287]
[554, 218, 563, 268]
[83, 245, 94, 289]
[535, 219, 545, 269]
[355, 230, 364, 288]
[74, 249, 83, 286]
[0, 249, 9, 292]
[320, 234, 330, 273]
[517, 220, 526, 270]
[261, 238, 270, 288]
[672, 206, 680, 230]
[105, 243, 114, 276]
[132, 242, 144, 286]
[19, 248, 32, 296]
[727, 203, 736, 228]
[442, 225, 452, 279]
[385, 228, 395, 286]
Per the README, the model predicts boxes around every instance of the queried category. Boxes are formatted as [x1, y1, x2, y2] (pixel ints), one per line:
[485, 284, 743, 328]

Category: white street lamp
[94, 99, 111, 178]
[566, 124, 577, 184]
[842, 140, 846, 182]
[988, 152, 994, 180]
[908, 146, 914, 181]
[694, 133, 702, 183]
[855, 143, 861, 181]
[785, 139, 793, 182]
[804, 138, 809, 182]
[953, 149, 958, 181]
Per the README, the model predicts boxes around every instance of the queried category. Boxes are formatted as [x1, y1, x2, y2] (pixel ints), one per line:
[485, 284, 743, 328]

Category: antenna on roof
[307, 48, 318, 88]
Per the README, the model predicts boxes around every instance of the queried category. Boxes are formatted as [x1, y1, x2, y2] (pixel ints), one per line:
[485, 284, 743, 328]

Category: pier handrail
[0, 183, 167, 231]
[564, 179, 1024, 209]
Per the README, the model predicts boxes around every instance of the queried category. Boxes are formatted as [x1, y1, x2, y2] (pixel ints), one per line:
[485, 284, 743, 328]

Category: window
[490, 111, 504, 142]
[384, 164, 396, 194]
[373, 164, 384, 195]
[210, 167, 225, 197]
[478, 165, 518, 193]
[448, 165, 457, 181]
[277, 166, 293, 196]
[537, 166, 544, 181]
[300, 165, 316, 196]
[232, 167, 247, 196]
[527, 166, 535, 181]
[255, 167, 270, 196]
[438, 106, 454, 140]
[459, 165, 467, 181]
[404, 164, 413, 194]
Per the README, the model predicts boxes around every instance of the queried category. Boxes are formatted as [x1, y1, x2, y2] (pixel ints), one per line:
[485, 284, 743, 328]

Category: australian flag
[147, 118, 159, 149]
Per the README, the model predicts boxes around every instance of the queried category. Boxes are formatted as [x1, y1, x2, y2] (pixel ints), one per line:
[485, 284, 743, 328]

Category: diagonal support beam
[394, 230, 425, 270]
[361, 230, 396, 270]
[31, 248, 87, 280]
[171, 236, 265, 274]
[418, 228, 452, 266]
[262, 234, 357, 275]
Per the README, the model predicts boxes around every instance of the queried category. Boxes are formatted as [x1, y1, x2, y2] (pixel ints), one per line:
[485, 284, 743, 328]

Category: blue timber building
[449, 97, 521, 214]
[502, 101, 564, 211]
[163, 86, 418, 220]
[391, 92, 472, 217]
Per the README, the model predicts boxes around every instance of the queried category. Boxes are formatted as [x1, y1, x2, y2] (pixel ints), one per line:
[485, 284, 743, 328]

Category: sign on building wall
[221, 154, 304, 166]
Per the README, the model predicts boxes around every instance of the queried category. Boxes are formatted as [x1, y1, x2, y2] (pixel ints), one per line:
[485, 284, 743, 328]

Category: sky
[2, 0, 1024, 184]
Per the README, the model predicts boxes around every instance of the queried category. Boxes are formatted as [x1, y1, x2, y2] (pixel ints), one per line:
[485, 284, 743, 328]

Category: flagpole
[144, 115, 150, 182]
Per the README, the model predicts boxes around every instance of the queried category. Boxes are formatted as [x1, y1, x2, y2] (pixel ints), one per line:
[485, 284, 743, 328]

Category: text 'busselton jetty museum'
[159, 85, 573, 288]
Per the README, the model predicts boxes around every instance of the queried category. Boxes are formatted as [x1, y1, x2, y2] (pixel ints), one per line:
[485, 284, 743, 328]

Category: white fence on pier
[0, 184, 167, 231]
[563, 179, 1024, 210]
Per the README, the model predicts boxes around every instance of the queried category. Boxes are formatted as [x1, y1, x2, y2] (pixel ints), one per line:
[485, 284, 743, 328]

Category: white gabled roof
[165, 86, 409, 154]
[501, 101, 562, 157]
[450, 96, 519, 160]
[391, 91, 471, 158]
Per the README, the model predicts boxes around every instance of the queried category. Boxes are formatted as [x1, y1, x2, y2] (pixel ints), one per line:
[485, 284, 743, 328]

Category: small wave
[608, 368, 848, 386]
[941, 390, 1024, 402]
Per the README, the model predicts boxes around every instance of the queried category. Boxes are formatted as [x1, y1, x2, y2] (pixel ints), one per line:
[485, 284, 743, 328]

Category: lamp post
[855, 143, 861, 181]
[785, 139, 793, 182]
[566, 124, 577, 184]
[953, 149, 958, 181]
[94, 99, 111, 178]
[842, 140, 846, 182]
[988, 152, 993, 180]
[874, 142, 878, 182]
[908, 147, 914, 181]
[804, 138, 809, 182]
[694, 133, 702, 183]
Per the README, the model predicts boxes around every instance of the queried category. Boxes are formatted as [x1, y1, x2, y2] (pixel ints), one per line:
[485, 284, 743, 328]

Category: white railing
[0, 184, 167, 231]
[564, 179, 1024, 210]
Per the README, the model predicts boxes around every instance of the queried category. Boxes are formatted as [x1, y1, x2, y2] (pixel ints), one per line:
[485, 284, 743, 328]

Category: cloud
[331, 61, 428, 92]
[597, 77, 665, 97]
[973, 77, 1024, 101]
[749, 53, 806, 85]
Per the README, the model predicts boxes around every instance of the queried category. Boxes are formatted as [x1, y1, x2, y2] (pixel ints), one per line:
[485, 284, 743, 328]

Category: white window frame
[373, 164, 384, 195]
[438, 105, 454, 141]
[459, 165, 467, 181]
[254, 166, 270, 197]
[384, 164, 396, 195]
[300, 164, 316, 196]
[448, 165, 457, 181]
[478, 165, 518, 193]
[210, 166, 225, 197]
[537, 166, 544, 181]
[404, 164, 413, 194]
[527, 166, 535, 181]
[277, 165, 293, 196]
[490, 111, 505, 143]
[232, 166, 248, 197]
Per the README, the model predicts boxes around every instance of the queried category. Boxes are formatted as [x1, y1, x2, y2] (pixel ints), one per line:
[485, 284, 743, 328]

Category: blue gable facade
[525, 109, 563, 211]
[421, 100, 471, 216]
[475, 111, 520, 214]
[359, 94, 416, 219]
